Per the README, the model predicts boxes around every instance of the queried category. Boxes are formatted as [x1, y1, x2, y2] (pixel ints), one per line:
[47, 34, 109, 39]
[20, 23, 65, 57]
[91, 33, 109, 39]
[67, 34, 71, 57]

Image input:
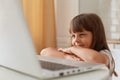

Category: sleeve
[99, 49, 114, 76]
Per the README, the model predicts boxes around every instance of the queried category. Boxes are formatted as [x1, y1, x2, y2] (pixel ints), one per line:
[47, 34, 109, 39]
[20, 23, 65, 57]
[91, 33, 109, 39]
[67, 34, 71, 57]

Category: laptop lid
[0, 0, 42, 78]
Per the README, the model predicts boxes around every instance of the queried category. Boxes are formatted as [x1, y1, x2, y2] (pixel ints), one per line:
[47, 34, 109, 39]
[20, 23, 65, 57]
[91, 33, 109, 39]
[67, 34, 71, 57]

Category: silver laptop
[0, 0, 106, 80]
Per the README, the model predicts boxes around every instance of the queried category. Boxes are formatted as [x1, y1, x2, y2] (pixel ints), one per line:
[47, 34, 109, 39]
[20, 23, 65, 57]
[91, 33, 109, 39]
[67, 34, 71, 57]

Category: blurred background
[22, 0, 120, 53]
[22, 0, 120, 80]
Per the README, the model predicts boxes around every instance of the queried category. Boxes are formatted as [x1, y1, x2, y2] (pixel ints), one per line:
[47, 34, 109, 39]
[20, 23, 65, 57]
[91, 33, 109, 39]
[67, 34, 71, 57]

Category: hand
[65, 54, 81, 61]
[58, 47, 84, 61]
[58, 48, 73, 54]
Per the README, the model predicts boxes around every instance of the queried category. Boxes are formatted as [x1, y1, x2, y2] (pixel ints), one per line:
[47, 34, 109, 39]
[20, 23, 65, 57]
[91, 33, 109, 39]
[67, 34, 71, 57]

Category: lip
[74, 43, 85, 47]
[79, 45, 84, 47]
[76, 44, 84, 47]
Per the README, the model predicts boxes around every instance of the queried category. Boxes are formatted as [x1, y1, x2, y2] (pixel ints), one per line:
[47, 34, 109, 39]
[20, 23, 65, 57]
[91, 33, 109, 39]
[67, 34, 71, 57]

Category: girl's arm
[59, 46, 109, 66]
[40, 47, 66, 59]
[40, 47, 83, 61]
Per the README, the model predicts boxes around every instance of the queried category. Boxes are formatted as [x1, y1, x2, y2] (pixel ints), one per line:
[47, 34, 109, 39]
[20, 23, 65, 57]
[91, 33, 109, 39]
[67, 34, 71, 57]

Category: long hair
[69, 13, 117, 76]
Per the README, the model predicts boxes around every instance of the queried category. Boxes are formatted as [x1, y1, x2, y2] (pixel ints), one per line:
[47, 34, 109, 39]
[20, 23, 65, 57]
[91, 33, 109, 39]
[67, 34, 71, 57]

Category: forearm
[70, 47, 108, 64]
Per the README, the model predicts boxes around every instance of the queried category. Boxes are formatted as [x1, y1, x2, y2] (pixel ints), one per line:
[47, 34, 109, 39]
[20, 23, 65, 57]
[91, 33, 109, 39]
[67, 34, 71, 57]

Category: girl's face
[71, 30, 93, 48]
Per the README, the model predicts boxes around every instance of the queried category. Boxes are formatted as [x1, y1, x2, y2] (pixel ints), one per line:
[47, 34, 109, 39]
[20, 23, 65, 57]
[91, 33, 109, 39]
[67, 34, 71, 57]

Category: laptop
[0, 0, 106, 80]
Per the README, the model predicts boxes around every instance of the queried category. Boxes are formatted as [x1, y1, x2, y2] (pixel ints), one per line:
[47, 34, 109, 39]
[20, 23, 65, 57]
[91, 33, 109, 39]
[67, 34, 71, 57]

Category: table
[0, 65, 110, 80]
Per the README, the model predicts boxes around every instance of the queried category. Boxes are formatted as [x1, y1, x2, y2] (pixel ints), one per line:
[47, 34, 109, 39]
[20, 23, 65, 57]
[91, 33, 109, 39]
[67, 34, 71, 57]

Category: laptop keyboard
[39, 60, 77, 71]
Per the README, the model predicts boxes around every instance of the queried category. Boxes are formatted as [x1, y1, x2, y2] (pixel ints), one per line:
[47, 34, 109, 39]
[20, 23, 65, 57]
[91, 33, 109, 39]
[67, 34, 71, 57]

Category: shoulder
[99, 49, 112, 58]
[99, 49, 112, 61]
[99, 49, 113, 61]
[100, 49, 114, 75]
[99, 49, 112, 62]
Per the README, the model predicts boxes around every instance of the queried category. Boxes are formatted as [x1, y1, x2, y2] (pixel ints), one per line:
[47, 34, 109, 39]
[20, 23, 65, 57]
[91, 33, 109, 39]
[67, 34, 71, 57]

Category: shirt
[100, 49, 114, 80]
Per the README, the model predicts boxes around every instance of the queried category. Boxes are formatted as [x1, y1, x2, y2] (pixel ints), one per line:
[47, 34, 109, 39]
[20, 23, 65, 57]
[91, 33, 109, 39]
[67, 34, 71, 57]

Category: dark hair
[69, 13, 117, 76]
[70, 13, 108, 51]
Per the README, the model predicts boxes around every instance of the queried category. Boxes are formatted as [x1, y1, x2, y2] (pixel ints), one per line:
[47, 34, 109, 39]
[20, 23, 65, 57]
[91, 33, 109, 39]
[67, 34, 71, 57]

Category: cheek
[86, 41, 92, 48]
[85, 38, 92, 48]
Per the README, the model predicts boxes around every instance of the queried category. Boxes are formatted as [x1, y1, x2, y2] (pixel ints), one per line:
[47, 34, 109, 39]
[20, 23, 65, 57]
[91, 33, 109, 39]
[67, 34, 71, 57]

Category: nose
[72, 36, 81, 46]
[74, 36, 81, 43]
[74, 37, 81, 45]
[73, 37, 81, 46]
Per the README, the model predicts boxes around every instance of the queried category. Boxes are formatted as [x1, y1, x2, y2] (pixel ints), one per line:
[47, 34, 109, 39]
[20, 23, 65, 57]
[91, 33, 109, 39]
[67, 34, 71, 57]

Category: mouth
[73, 43, 85, 47]
[76, 44, 84, 47]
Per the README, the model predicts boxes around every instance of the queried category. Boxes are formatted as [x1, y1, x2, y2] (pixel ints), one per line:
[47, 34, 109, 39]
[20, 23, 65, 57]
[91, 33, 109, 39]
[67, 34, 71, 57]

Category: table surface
[0, 66, 110, 80]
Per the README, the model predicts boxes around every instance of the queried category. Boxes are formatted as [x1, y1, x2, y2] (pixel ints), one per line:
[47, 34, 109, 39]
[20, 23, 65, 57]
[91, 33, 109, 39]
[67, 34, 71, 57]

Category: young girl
[40, 13, 117, 77]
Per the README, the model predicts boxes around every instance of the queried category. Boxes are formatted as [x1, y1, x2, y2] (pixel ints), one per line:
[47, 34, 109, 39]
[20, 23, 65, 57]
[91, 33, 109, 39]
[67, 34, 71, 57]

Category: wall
[79, 0, 111, 40]
[55, 0, 120, 49]
[79, 0, 120, 49]
[55, 0, 79, 48]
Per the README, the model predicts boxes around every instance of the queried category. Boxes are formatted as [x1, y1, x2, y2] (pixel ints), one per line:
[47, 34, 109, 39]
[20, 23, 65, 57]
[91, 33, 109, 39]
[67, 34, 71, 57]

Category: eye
[71, 34, 75, 39]
[79, 34, 86, 38]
